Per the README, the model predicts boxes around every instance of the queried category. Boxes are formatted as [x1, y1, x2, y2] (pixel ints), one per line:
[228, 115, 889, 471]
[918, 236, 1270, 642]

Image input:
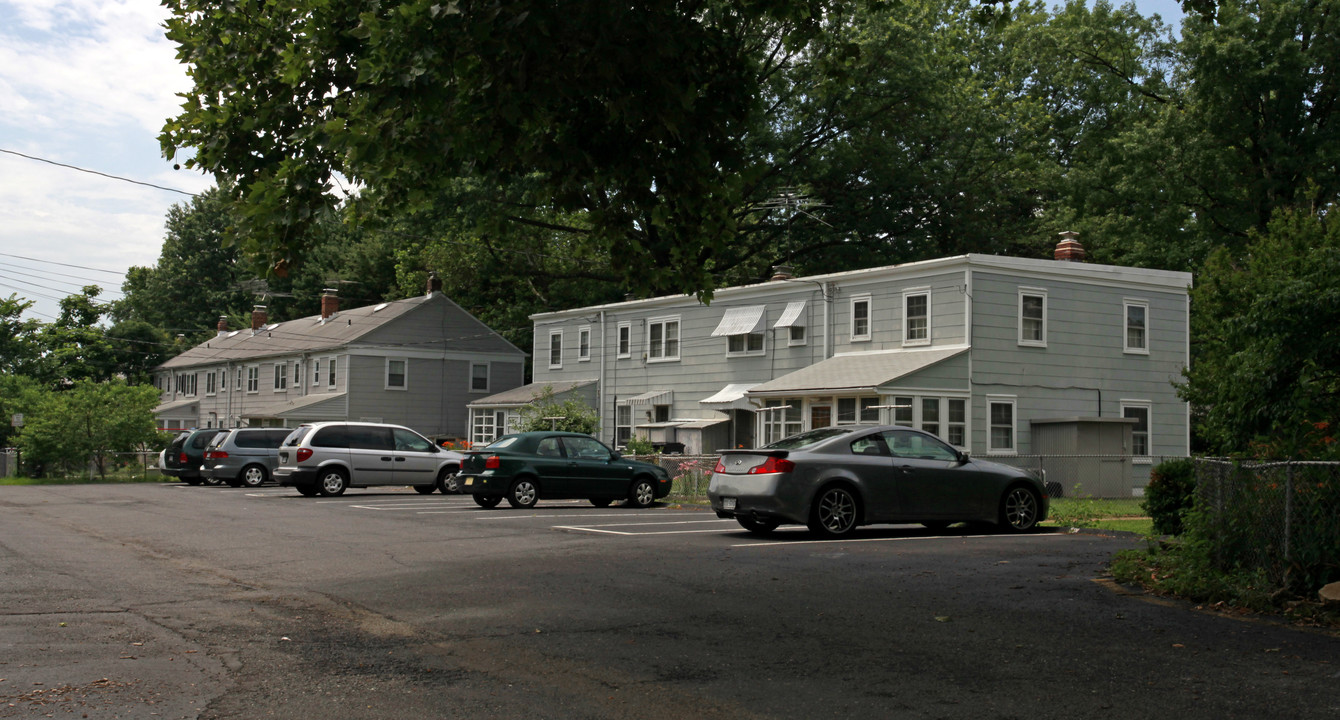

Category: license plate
[464, 478, 473, 486]
[722, 497, 737, 510]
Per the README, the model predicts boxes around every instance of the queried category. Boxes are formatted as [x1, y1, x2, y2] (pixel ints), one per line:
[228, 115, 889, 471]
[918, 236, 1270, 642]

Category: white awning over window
[710, 305, 766, 336]
[699, 383, 760, 410]
[774, 301, 807, 328]
[624, 389, 673, 406]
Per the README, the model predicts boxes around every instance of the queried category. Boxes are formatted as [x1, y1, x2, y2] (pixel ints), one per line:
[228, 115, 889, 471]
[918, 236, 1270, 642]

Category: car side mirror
[611, 452, 622, 461]
[957, 450, 970, 464]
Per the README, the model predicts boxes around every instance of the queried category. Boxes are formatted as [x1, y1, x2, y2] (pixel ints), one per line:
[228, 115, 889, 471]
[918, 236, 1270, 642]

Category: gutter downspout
[599, 310, 607, 443]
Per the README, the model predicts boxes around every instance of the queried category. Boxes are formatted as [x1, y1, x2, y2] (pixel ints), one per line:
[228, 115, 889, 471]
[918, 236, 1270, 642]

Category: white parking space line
[472, 510, 678, 521]
[731, 532, 1072, 548]
[556, 526, 738, 536]
[554, 518, 740, 536]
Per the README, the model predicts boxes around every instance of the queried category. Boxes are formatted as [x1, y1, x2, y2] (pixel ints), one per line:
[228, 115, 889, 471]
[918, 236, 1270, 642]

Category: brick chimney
[1054, 231, 1086, 262]
[321, 288, 339, 319]
[426, 271, 442, 297]
[216, 316, 229, 338]
[251, 305, 268, 331]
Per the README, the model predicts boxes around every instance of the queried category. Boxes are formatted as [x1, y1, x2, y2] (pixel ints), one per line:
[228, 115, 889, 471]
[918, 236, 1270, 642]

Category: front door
[810, 405, 832, 429]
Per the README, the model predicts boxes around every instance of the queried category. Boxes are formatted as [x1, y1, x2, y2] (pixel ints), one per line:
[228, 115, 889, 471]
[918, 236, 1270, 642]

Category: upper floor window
[903, 288, 930, 346]
[1124, 299, 1149, 354]
[1019, 288, 1047, 347]
[313, 359, 322, 386]
[247, 366, 260, 393]
[647, 317, 680, 362]
[219, 368, 226, 391]
[328, 358, 337, 389]
[713, 305, 766, 357]
[728, 333, 765, 355]
[578, 326, 591, 362]
[237, 368, 243, 392]
[851, 295, 871, 341]
[205, 372, 216, 396]
[386, 358, 407, 390]
[616, 322, 631, 359]
[549, 330, 563, 369]
[274, 363, 287, 391]
[775, 300, 808, 346]
[470, 363, 489, 392]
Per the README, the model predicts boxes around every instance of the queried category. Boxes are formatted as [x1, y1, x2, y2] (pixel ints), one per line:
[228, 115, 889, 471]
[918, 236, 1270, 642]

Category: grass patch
[1042, 497, 1148, 532]
[1, 472, 168, 486]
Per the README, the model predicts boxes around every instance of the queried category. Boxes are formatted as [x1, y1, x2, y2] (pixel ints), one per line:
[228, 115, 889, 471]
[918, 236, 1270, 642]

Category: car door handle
[394, 457, 406, 462]
[898, 465, 915, 474]
[381, 457, 393, 462]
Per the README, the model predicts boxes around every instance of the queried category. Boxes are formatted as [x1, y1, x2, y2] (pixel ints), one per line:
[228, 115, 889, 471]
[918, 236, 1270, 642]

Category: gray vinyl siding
[358, 295, 522, 356]
[829, 270, 967, 351]
[969, 269, 1189, 461]
[887, 352, 971, 392]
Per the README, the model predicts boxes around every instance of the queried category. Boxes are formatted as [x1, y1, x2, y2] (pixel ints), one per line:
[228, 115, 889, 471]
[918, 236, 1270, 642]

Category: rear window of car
[190, 430, 221, 449]
[484, 436, 520, 449]
[207, 431, 231, 449]
[283, 426, 313, 447]
[763, 426, 854, 451]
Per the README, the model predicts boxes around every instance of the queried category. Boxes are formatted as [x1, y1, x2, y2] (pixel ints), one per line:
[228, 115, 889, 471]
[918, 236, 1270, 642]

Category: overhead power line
[0, 147, 197, 197]
[0, 252, 129, 277]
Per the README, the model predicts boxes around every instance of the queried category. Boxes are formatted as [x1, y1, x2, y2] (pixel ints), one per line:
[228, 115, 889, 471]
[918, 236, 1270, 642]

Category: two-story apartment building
[153, 276, 526, 438]
[468, 237, 1191, 495]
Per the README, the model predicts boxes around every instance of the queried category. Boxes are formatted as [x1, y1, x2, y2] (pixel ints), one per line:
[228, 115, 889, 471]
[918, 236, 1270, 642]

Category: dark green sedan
[459, 432, 673, 509]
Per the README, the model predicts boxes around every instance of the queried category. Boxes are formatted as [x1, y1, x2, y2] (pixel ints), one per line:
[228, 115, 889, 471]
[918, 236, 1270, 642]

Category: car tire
[627, 477, 656, 509]
[437, 467, 460, 494]
[506, 478, 538, 509]
[201, 475, 223, 486]
[808, 485, 859, 537]
[318, 468, 349, 497]
[296, 485, 320, 497]
[473, 494, 502, 509]
[998, 485, 1041, 532]
[589, 498, 613, 508]
[240, 465, 268, 488]
[413, 485, 436, 495]
[737, 517, 780, 535]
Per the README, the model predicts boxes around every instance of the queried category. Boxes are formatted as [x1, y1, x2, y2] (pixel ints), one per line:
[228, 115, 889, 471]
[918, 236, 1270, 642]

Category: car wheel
[589, 498, 613, 508]
[506, 478, 538, 509]
[808, 485, 859, 537]
[473, 494, 502, 509]
[437, 467, 460, 494]
[737, 517, 780, 535]
[999, 485, 1041, 532]
[241, 465, 268, 488]
[413, 484, 436, 494]
[627, 477, 656, 508]
[296, 485, 320, 497]
[318, 468, 349, 497]
[201, 475, 223, 486]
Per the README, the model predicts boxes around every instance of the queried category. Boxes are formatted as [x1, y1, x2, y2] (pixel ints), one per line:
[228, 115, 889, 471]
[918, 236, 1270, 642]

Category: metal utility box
[1028, 417, 1138, 498]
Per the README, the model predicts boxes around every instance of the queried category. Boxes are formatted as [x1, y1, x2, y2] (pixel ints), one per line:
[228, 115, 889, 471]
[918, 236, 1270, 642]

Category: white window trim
[788, 325, 807, 347]
[327, 357, 338, 389]
[385, 357, 409, 391]
[273, 363, 287, 392]
[646, 316, 681, 363]
[725, 332, 766, 358]
[469, 362, 490, 393]
[548, 330, 563, 369]
[617, 322, 632, 359]
[577, 326, 591, 362]
[246, 366, 260, 394]
[987, 395, 1018, 456]
[293, 360, 302, 387]
[850, 294, 872, 342]
[902, 287, 932, 347]
[1018, 287, 1048, 348]
[1121, 399, 1153, 464]
[205, 371, 217, 397]
[1124, 298, 1150, 355]
[313, 359, 322, 386]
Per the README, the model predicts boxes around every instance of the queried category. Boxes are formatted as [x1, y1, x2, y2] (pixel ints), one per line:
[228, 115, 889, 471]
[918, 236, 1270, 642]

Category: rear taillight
[484, 455, 501, 470]
[296, 448, 314, 462]
[179, 452, 189, 463]
[748, 457, 795, 474]
[713, 458, 727, 473]
[204, 450, 228, 460]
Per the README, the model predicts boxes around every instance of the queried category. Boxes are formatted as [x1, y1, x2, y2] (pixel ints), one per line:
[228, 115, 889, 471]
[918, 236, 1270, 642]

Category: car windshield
[763, 426, 855, 450]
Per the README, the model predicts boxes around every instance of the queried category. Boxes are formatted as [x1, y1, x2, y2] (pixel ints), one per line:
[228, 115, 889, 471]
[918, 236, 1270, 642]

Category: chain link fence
[1195, 459, 1340, 591]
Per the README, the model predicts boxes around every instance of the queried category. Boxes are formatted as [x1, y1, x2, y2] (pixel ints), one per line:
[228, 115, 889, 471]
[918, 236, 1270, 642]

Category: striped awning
[774, 301, 807, 328]
[711, 306, 765, 336]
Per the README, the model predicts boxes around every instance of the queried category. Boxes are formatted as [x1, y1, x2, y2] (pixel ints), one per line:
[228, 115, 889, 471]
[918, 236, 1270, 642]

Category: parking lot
[2, 483, 1338, 719]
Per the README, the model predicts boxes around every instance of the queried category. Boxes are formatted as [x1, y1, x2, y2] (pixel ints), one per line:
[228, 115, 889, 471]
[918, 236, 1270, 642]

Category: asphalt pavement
[1, 483, 1336, 719]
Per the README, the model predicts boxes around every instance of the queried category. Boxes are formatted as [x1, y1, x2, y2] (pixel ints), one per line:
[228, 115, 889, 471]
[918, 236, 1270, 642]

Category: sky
[0, 0, 1187, 326]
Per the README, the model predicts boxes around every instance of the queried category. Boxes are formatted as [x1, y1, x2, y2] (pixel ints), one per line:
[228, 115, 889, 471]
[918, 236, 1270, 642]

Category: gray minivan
[274, 421, 464, 497]
[202, 428, 292, 487]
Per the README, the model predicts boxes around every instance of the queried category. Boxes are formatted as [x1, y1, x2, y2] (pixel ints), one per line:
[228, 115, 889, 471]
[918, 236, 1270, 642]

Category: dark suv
[160, 428, 225, 485]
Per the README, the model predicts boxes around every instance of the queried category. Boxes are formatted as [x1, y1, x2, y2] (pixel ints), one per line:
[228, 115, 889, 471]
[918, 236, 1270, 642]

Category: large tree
[16, 379, 164, 479]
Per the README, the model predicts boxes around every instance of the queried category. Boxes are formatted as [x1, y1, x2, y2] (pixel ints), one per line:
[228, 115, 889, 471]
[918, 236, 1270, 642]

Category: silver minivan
[273, 421, 464, 497]
[202, 428, 292, 487]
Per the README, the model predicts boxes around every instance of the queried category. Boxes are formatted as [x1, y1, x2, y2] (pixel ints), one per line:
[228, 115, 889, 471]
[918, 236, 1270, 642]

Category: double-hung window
[617, 322, 631, 359]
[903, 288, 930, 346]
[549, 330, 563, 369]
[386, 358, 407, 390]
[327, 358, 337, 389]
[851, 295, 871, 342]
[647, 317, 680, 362]
[1019, 288, 1047, 347]
[988, 396, 1017, 455]
[470, 363, 489, 392]
[578, 327, 591, 362]
[1121, 401, 1152, 462]
[1124, 299, 1149, 354]
[246, 366, 260, 394]
[274, 363, 287, 391]
[206, 372, 216, 396]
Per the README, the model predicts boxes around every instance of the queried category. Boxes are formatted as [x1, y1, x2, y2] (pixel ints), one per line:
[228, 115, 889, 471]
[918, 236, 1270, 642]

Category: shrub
[624, 435, 656, 455]
[1144, 458, 1196, 536]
